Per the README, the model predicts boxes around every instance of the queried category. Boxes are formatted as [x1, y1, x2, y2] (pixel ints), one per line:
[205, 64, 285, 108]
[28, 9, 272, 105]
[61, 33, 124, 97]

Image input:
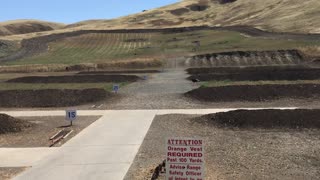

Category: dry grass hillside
[0, 0, 319, 41]
[0, 20, 65, 36]
[70, 0, 320, 33]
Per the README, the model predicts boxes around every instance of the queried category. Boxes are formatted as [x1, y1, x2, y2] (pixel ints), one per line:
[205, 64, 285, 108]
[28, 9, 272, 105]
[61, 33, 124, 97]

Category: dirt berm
[0, 114, 33, 134]
[186, 84, 320, 102]
[0, 89, 108, 107]
[195, 109, 320, 129]
[184, 50, 304, 67]
[187, 66, 313, 74]
[7, 74, 140, 83]
[188, 69, 320, 81]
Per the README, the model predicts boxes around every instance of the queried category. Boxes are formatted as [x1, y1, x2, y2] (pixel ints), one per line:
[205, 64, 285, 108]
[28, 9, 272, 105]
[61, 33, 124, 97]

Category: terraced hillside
[1, 27, 320, 66]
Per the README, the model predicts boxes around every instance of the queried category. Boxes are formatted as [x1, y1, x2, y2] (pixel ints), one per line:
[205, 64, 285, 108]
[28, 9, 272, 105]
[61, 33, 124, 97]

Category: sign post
[166, 137, 204, 180]
[66, 109, 77, 126]
[113, 84, 120, 93]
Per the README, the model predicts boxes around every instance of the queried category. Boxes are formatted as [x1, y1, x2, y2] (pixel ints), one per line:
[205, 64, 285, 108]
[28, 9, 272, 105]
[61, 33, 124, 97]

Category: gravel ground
[0, 167, 28, 180]
[80, 69, 207, 109]
[0, 116, 100, 147]
[125, 114, 320, 180]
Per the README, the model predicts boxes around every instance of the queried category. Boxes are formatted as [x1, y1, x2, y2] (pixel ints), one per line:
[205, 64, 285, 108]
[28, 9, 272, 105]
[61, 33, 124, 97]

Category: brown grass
[0, 20, 65, 36]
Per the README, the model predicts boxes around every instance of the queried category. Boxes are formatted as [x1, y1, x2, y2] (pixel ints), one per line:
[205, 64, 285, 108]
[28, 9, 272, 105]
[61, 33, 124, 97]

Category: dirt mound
[0, 114, 32, 134]
[181, 50, 305, 67]
[188, 68, 320, 81]
[0, 88, 108, 107]
[78, 70, 160, 74]
[7, 74, 140, 83]
[196, 109, 320, 129]
[186, 84, 320, 102]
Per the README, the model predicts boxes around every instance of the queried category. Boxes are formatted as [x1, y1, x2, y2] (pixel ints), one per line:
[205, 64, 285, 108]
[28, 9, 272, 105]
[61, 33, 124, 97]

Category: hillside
[0, 0, 319, 68]
[0, 0, 319, 41]
[0, 20, 65, 36]
[68, 0, 320, 34]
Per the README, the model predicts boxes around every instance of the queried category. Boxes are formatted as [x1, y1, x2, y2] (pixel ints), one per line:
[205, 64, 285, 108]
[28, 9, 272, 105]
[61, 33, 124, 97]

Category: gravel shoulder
[125, 114, 320, 180]
[0, 116, 100, 147]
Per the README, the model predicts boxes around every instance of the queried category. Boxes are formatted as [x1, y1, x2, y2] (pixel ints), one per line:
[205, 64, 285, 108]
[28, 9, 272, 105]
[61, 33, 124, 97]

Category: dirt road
[106, 69, 206, 109]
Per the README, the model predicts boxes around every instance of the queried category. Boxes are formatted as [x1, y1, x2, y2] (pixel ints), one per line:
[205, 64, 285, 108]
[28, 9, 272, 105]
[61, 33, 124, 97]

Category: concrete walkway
[0, 108, 296, 180]
[0, 148, 58, 167]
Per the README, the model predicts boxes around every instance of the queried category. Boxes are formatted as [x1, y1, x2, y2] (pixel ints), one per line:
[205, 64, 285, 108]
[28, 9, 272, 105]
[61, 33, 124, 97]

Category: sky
[0, 0, 179, 24]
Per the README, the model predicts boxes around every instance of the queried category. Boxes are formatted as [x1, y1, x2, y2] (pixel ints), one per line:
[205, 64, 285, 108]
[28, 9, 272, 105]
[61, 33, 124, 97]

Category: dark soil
[7, 74, 140, 83]
[0, 88, 108, 107]
[186, 84, 320, 101]
[188, 69, 320, 81]
[77, 70, 160, 74]
[0, 114, 33, 134]
[196, 109, 320, 129]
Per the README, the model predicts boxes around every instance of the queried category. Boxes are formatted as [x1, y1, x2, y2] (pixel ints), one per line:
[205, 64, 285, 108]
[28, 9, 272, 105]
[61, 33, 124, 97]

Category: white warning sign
[166, 138, 204, 180]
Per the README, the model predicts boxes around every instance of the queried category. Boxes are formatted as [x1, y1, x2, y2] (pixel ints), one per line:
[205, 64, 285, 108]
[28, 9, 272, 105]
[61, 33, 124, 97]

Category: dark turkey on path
[191, 78, 200, 83]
